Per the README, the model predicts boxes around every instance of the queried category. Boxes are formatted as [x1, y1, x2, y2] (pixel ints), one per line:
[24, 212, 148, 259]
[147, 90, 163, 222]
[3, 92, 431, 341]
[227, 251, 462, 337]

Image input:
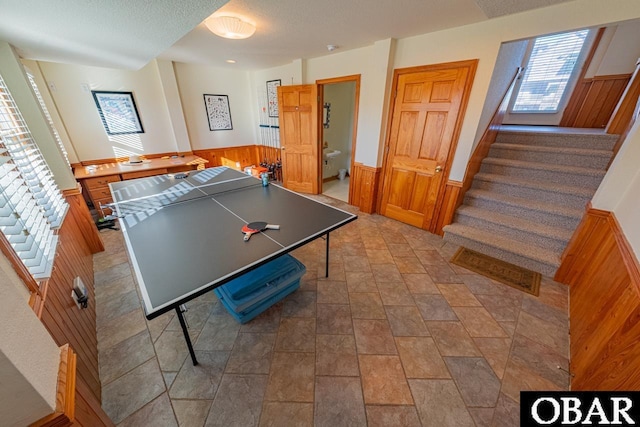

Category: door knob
[280, 147, 285, 150]
[435, 165, 443, 173]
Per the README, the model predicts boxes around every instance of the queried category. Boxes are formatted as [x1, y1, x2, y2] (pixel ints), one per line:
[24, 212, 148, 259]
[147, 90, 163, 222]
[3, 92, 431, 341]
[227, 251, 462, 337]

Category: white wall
[587, 19, 640, 77]
[174, 62, 255, 149]
[38, 60, 179, 161]
[306, 39, 395, 167]
[592, 120, 640, 259]
[0, 254, 59, 426]
[472, 40, 528, 147]
[391, 1, 640, 181]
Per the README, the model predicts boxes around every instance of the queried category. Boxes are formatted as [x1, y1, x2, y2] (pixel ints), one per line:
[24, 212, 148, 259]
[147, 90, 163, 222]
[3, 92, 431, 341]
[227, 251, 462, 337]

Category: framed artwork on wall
[266, 79, 281, 117]
[92, 91, 144, 135]
[204, 94, 233, 131]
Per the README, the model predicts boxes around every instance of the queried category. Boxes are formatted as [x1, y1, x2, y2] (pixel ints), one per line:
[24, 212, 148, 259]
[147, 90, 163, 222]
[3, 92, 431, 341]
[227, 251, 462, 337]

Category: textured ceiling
[0, 0, 577, 70]
[0, 0, 229, 69]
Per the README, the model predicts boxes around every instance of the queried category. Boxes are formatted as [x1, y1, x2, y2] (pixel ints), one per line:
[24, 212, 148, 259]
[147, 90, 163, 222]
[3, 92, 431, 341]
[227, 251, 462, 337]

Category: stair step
[443, 223, 560, 276]
[455, 205, 572, 251]
[465, 189, 582, 229]
[480, 157, 605, 188]
[490, 143, 611, 169]
[495, 128, 618, 150]
[473, 172, 592, 210]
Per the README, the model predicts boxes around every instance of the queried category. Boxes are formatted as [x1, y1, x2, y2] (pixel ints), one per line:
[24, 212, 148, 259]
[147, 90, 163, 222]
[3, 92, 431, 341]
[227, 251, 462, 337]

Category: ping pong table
[108, 166, 357, 365]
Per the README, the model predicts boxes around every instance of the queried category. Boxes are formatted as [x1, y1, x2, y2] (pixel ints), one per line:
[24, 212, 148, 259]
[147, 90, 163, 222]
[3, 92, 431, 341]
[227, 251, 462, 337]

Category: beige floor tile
[99, 330, 154, 385]
[385, 306, 429, 337]
[427, 321, 481, 357]
[264, 352, 315, 402]
[359, 355, 413, 405]
[468, 408, 495, 427]
[353, 319, 397, 355]
[444, 357, 501, 407]
[102, 358, 166, 424]
[259, 402, 314, 427]
[316, 334, 359, 376]
[365, 405, 422, 427]
[226, 333, 276, 374]
[377, 281, 415, 306]
[345, 271, 378, 293]
[473, 337, 512, 379]
[168, 351, 229, 399]
[413, 294, 458, 321]
[275, 318, 316, 352]
[314, 376, 367, 426]
[118, 393, 177, 427]
[409, 379, 474, 427]
[366, 248, 395, 264]
[394, 256, 426, 274]
[437, 283, 482, 307]
[317, 280, 349, 304]
[282, 291, 316, 318]
[195, 314, 240, 351]
[515, 311, 569, 357]
[453, 306, 509, 338]
[500, 361, 563, 403]
[371, 264, 403, 283]
[173, 400, 213, 427]
[205, 374, 268, 427]
[396, 337, 449, 379]
[402, 273, 440, 294]
[316, 304, 353, 335]
[349, 292, 386, 319]
[386, 243, 416, 257]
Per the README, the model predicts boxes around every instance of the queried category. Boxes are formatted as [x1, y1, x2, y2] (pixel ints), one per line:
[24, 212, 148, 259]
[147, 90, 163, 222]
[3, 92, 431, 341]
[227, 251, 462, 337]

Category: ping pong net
[100, 167, 264, 225]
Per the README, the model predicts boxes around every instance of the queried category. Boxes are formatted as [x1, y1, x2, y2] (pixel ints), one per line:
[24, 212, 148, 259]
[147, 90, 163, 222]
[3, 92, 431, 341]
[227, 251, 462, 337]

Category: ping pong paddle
[242, 221, 280, 241]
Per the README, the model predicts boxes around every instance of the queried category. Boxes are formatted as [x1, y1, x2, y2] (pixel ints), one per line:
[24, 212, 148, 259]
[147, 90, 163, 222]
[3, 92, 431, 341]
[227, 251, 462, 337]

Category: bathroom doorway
[317, 75, 360, 203]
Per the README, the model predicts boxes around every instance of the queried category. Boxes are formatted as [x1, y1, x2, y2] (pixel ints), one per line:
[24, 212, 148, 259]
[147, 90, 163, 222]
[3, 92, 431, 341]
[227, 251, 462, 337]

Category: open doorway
[317, 75, 360, 203]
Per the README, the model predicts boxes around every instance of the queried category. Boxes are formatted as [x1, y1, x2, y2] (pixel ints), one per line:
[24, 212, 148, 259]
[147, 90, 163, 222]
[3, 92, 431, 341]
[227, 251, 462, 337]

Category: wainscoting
[36, 188, 112, 425]
[350, 162, 380, 214]
[555, 206, 640, 390]
[561, 74, 631, 128]
[434, 180, 462, 235]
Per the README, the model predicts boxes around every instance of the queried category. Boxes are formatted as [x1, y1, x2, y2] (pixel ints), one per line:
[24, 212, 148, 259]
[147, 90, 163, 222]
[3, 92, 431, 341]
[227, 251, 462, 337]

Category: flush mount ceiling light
[206, 15, 256, 39]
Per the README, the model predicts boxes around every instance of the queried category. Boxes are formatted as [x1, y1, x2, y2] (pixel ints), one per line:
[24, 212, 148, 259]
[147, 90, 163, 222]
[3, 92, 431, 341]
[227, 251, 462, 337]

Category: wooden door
[278, 84, 319, 193]
[380, 61, 476, 231]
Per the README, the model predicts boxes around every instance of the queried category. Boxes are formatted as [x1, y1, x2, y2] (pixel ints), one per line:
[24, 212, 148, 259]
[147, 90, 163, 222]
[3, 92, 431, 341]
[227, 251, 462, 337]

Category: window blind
[0, 73, 68, 280]
[26, 69, 71, 168]
[513, 29, 589, 113]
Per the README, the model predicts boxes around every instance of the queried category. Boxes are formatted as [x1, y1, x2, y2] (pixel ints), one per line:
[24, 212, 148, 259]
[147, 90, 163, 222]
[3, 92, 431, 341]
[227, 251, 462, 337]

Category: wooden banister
[607, 59, 640, 168]
[456, 67, 522, 208]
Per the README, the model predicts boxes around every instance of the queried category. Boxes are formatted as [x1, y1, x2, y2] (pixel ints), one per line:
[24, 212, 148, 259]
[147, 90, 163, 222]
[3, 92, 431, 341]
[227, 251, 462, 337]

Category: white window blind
[513, 29, 589, 113]
[26, 70, 71, 168]
[0, 73, 68, 280]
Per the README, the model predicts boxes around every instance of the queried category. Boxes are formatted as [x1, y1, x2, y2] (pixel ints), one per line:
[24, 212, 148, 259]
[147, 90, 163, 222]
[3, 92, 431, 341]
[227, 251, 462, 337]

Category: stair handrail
[607, 58, 640, 169]
[455, 67, 523, 209]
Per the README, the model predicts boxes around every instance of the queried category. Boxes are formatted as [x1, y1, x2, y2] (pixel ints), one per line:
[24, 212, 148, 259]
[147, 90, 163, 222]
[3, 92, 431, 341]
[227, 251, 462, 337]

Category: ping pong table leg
[325, 232, 330, 278]
[176, 306, 198, 366]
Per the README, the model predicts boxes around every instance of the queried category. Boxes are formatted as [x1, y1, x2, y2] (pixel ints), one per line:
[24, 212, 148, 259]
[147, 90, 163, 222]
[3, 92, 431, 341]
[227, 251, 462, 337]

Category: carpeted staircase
[443, 126, 618, 277]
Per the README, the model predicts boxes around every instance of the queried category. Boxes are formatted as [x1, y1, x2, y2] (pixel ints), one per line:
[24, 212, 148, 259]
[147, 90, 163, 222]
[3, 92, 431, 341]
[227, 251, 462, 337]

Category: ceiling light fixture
[206, 15, 256, 40]
[226, 59, 236, 64]
[327, 45, 338, 52]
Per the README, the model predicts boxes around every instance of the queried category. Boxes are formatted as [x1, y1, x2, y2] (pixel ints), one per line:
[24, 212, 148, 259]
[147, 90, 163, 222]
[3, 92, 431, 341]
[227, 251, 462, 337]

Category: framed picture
[266, 79, 281, 117]
[91, 91, 144, 135]
[204, 94, 233, 131]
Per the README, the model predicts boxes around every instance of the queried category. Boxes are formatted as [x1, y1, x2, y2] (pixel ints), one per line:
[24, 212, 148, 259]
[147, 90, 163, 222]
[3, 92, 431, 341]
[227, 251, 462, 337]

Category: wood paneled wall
[607, 61, 640, 136]
[193, 145, 264, 171]
[433, 180, 462, 236]
[35, 189, 113, 425]
[351, 162, 380, 214]
[561, 74, 631, 128]
[555, 206, 640, 390]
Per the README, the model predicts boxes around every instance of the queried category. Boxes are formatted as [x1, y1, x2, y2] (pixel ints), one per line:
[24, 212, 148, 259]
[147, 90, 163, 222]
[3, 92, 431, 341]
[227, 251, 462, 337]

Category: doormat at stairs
[451, 247, 541, 296]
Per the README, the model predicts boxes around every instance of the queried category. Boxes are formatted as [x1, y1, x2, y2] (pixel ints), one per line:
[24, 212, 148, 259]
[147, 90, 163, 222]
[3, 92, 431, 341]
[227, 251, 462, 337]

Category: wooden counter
[74, 155, 208, 216]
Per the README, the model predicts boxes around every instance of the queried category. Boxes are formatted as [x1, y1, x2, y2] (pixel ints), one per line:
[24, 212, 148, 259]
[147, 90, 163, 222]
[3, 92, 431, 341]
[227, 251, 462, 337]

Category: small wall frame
[92, 91, 144, 135]
[266, 79, 281, 117]
[204, 94, 233, 131]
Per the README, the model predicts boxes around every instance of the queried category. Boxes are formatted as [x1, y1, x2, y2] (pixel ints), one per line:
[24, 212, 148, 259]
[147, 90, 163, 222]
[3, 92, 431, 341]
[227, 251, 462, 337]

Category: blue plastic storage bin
[214, 254, 306, 323]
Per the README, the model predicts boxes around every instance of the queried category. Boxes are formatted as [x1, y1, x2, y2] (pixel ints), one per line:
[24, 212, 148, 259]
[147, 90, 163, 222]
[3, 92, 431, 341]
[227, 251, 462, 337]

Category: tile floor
[93, 195, 570, 426]
[322, 177, 349, 202]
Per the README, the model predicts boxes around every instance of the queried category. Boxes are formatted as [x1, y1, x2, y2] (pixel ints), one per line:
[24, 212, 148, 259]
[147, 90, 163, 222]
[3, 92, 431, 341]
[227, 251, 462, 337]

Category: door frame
[316, 74, 361, 203]
[377, 60, 478, 232]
